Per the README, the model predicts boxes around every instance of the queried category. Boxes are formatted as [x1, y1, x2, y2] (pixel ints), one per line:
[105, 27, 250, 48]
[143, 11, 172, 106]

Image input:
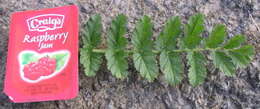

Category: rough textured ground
[0, 0, 260, 109]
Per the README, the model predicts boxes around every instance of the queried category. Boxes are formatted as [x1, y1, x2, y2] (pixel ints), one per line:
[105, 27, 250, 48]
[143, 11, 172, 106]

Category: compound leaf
[80, 14, 102, 76]
[206, 24, 226, 48]
[132, 16, 159, 82]
[183, 13, 205, 49]
[212, 51, 235, 76]
[105, 14, 128, 79]
[78, 13, 255, 86]
[187, 51, 207, 86]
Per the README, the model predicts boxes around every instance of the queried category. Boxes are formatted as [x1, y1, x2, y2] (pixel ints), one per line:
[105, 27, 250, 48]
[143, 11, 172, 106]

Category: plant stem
[92, 47, 232, 54]
[92, 49, 106, 53]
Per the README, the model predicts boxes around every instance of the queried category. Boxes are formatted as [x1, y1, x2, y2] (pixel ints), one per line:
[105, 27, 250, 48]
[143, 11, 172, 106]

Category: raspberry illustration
[23, 62, 42, 80]
[38, 57, 56, 76]
[23, 56, 56, 80]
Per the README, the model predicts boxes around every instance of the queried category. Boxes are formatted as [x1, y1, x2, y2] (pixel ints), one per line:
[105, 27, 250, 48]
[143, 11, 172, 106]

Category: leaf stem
[92, 49, 106, 53]
[92, 47, 234, 54]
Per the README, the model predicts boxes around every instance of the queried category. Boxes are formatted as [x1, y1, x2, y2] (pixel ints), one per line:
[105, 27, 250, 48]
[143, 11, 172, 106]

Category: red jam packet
[4, 5, 79, 103]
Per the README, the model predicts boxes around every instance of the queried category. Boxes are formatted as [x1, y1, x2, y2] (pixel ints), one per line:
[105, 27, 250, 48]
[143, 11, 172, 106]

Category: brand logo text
[27, 14, 64, 32]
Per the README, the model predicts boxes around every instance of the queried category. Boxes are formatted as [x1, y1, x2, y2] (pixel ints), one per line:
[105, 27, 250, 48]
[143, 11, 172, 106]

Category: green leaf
[80, 48, 102, 76]
[212, 51, 235, 76]
[51, 53, 69, 71]
[21, 52, 38, 65]
[223, 35, 245, 49]
[156, 16, 181, 50]
[183, 13, 205, 49]
[160, 51, 183, 85]
[132, 16, 159, 82]
[187, 51, 207, 86]
[133, 52, 158, 82]
[231, 45, 254, 56]
[156, 16, 183, 85]
[80, 14, 102, 76]
[132, 16, 154, 51]
[206, 24, 226, 48]
[82, 14, 102, 49]
[105, 14, 128, 79]
[228, 45, 254, 68]
[228, 52, 249, 68]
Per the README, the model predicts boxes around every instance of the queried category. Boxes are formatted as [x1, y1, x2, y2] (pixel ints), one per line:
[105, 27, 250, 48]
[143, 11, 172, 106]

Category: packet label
[4, 5, 78, 103]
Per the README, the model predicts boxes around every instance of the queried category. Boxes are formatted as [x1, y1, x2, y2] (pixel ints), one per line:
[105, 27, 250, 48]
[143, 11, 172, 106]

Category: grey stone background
[0, 0, 259, 109]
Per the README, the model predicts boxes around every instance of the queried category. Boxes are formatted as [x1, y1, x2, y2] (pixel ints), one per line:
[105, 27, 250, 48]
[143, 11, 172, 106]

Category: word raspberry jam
[4, 5, 78, 103]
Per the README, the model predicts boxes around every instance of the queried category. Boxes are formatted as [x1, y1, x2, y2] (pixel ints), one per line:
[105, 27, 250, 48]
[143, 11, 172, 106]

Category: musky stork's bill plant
[80, 14, 254, 86]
